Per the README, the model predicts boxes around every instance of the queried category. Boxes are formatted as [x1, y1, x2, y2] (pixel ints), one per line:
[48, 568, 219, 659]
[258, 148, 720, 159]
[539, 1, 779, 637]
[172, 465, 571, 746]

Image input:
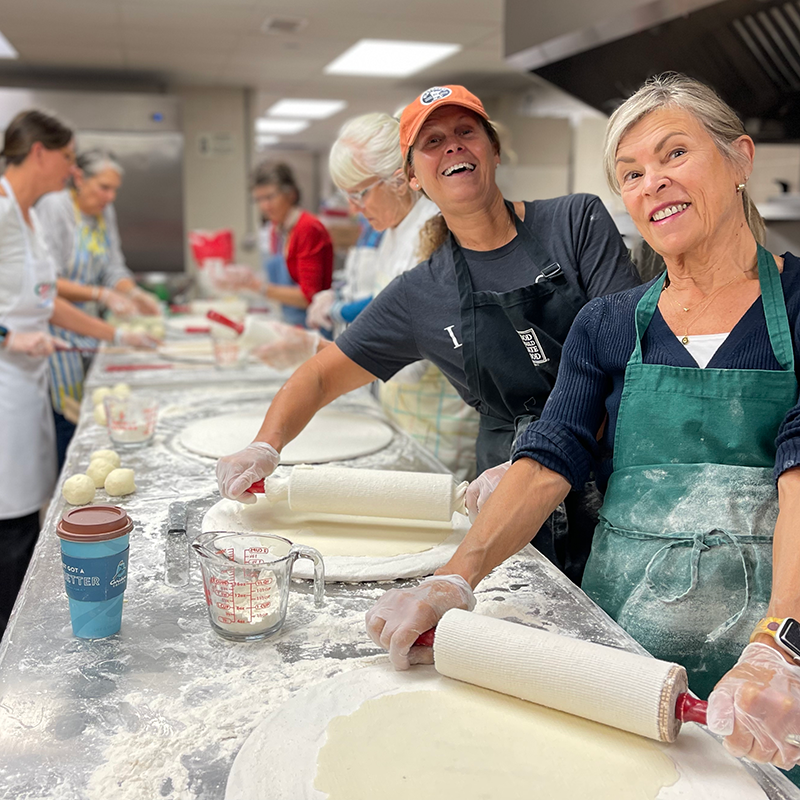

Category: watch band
[0, 324, 8, 347]
[750, 617, 784, 642]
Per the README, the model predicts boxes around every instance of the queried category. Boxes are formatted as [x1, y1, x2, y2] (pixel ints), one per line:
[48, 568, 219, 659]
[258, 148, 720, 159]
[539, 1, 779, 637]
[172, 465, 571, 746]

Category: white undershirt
[679, 332, 730, 368]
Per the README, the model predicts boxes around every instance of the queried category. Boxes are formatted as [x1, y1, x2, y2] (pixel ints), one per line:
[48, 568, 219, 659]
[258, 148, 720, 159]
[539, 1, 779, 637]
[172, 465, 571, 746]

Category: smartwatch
[751, 617, 800, 663]
[0, 324, 8, 348]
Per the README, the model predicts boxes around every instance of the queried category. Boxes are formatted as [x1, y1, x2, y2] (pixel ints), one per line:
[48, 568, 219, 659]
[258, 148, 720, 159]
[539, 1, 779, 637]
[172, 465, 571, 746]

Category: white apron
[0, 176, 58, 519]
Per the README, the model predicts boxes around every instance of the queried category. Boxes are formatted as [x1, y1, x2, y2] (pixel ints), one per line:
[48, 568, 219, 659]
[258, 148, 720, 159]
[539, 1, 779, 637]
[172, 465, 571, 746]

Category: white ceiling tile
[124, 49, 228, 70]
[119, 3, 253, 32]
[15, 44, 126, 68]
[121, 28, 238, 52]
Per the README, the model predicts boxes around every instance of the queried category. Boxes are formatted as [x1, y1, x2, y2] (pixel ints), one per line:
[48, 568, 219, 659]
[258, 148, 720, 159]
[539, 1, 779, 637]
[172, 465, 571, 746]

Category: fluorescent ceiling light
[255, 135, 280, 147]
[267, 99, 347, 119]
[324, 39, 460, 78]
[0, 30, 18, 59]
[255, 118, 309, 135]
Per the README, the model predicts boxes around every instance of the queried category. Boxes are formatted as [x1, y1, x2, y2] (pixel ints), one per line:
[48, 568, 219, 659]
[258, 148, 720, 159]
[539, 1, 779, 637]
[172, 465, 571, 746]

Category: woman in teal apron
[365, 74, 800, 774]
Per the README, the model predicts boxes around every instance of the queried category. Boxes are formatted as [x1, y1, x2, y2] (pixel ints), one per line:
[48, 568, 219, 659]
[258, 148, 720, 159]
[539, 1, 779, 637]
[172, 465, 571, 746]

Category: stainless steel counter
[0, 347, 797, 800]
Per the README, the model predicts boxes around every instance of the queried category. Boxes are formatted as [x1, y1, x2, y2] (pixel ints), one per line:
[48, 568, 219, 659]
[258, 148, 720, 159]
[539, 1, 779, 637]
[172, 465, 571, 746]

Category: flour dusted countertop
[0, 349, 797, 800]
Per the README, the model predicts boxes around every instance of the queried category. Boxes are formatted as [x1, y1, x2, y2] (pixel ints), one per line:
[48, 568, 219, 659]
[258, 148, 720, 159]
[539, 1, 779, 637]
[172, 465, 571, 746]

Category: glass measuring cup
[191, 531, 324, 641]
[104, 394, 159, 448]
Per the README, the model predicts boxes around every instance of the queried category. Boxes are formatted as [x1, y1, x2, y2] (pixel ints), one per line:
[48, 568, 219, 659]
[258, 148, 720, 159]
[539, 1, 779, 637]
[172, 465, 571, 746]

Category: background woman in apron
[215, 85, 640, 582]
[0, 110, 152, 640]
[214, 161, 333, 328]
[365, 74, 800, 776]
[37, 148, 161, 466]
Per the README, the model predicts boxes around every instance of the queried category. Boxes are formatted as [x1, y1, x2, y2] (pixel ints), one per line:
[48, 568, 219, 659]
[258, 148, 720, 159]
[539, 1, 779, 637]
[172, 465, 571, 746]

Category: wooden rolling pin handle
[206, 310, 244, 335]
[675, 693, 708, 725]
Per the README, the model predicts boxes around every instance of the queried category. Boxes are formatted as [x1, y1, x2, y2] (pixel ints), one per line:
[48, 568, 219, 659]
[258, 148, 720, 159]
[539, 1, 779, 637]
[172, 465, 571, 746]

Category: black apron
[449, 202, 597, 582]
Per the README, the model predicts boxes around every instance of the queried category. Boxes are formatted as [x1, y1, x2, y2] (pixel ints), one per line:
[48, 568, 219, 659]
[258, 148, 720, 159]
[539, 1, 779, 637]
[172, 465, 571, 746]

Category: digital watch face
[778, 619, 800, 656]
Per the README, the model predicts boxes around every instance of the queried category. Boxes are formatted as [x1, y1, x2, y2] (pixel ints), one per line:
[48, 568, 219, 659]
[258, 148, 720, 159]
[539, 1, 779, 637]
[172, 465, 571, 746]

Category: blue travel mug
[56, 505, 133, 639]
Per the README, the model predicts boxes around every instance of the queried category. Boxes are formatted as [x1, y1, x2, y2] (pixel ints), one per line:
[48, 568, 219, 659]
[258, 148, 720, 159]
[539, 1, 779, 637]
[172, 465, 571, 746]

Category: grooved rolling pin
[248, 466, 469, 522]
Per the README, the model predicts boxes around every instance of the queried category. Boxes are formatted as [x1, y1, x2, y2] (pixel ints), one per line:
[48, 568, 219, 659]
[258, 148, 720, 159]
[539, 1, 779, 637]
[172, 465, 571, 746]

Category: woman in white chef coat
[37, 148, 160, 466]
[0, 110, 150, 639]
[305, 112, 480, 480]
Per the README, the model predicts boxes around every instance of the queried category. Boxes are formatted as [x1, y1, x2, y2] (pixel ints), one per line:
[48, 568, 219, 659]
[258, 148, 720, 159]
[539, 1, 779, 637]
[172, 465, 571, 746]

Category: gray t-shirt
[337, 193, 640, 408]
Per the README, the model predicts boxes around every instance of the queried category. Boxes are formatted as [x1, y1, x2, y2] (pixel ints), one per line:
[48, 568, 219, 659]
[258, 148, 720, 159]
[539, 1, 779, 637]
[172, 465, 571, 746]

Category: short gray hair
[251, 161, 300, 204]
[329, 113, 403, 189]
[76, 147, 124, 179]
[603, 73, 764, 244]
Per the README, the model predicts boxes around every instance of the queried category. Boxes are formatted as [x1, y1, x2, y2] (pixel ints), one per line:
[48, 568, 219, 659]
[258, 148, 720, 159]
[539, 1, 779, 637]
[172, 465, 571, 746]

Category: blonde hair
[329, 113, 404, 189]
[603, 73, 765, 244]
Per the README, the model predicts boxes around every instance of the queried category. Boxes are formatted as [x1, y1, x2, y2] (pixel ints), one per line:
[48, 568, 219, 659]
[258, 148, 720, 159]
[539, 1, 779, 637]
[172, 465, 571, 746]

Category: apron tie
[643, 528, 750, 643]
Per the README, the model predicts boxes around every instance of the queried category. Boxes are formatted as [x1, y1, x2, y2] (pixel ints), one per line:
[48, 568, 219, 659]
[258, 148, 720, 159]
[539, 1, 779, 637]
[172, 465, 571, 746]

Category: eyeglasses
[342, 178, 383, 207]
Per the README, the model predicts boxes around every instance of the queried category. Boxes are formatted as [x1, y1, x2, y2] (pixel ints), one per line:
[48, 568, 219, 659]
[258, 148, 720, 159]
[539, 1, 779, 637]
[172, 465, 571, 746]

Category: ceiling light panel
[255, 118, 309, 135]
[0, 30, 18, 59]
[255, 135, 281, 149]
[267, 99, 347, 119]
[324, 39, 461, 78]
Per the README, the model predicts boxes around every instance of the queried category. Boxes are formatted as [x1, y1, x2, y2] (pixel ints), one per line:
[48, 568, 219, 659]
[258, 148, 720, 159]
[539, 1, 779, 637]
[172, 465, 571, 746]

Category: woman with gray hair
[308, 111, 480, 480]
[365, 73, 800, 775]
[37, 147, 161, 464]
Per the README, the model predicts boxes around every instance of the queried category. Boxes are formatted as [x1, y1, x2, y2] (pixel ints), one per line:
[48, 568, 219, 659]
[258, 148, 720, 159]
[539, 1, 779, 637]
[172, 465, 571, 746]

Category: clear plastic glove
[216, 441, 280, 504]
[707, 642, 800, 770]
[5, 331, 69, 357]
[116, 330, 160, 349]
[212, 264, 262, 293]
[365, 574, 476, 670]
[99, 287, 138, 317]
[251, 325, 320, 370]
[306, 289, 336, 331]
[465, 460, 511, 523]
[128, 287, 161, 315]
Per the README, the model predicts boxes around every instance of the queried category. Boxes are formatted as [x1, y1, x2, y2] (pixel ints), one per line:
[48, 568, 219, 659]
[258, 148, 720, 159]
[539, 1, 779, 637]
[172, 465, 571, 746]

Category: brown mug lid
[57, 505, 133, 542]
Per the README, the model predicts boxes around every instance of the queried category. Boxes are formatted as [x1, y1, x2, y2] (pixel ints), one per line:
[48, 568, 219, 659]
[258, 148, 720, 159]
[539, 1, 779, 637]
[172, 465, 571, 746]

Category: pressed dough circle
[202, 496, 469, 582]
[225, 665, 767, 800]
[179, 409, 394, 463]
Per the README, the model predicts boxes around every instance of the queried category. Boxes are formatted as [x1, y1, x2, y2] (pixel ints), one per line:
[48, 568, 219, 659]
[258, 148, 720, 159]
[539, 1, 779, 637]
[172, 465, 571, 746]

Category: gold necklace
[662, 272, 746, 345]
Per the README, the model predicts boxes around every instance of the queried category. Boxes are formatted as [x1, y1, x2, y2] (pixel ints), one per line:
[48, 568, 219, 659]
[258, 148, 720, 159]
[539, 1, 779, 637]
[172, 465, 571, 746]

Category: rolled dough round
[225, 665, 767, 800]
[202, 496, 469, 582]
[179, 409, 394, 463]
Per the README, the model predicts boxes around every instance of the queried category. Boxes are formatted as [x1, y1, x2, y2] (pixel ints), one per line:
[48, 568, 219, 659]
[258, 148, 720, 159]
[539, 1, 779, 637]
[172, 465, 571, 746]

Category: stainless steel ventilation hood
[505, 0, 800, 141]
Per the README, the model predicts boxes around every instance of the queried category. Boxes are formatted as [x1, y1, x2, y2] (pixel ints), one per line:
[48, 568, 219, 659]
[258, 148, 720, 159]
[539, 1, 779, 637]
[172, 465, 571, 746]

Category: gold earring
[736, 182, 746, 193]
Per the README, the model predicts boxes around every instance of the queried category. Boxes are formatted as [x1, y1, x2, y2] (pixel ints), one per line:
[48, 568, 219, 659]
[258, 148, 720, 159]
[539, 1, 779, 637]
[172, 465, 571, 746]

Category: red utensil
[206, 310, 244, 335]
[104, 363, 174, 372]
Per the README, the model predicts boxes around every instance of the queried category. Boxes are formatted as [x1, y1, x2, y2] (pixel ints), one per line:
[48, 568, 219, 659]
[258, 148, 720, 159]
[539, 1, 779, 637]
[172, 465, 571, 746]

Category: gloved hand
[465, 461, 511, 522]
[115, 330, 160, 349]
[306, 289, 336, 330]
[365, 574, 476, 670]
[212, 264, 263, 293]
[252, 325, 320, 370]
[128, 287, 161, 315]
[4, 331, 69, 357]
[99, 287, 138, 317]
[216, 441, 280, 504]
[707, 642, 800, 770]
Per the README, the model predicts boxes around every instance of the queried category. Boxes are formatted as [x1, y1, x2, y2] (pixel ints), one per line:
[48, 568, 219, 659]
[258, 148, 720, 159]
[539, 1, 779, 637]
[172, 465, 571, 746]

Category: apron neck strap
[631, 244, 793, 370]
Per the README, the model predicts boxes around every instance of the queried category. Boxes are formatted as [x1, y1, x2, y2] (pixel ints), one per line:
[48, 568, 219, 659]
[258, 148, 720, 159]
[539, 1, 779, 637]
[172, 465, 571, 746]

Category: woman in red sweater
[221, 162, 333, 327]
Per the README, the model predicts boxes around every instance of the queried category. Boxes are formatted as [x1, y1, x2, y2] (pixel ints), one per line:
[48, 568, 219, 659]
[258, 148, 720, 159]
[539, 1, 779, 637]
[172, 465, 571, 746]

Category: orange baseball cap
[399, 85, 488, 157]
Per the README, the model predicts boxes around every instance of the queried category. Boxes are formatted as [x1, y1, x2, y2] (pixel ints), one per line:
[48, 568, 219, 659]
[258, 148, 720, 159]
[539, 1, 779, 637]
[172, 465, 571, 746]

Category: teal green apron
[581, 245, 797, 699]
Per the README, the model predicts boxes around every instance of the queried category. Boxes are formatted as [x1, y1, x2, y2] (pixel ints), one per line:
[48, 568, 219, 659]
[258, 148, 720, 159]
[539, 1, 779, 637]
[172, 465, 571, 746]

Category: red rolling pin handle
[206, 310, 244, 335]
[412, 627, 709, 727]
[249, 479, 265, 494]
[676, 693, 708, 725]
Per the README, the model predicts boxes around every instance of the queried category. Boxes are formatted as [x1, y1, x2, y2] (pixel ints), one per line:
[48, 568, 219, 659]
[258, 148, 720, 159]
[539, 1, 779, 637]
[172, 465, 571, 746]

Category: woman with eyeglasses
[215, 86, 640, 581]
[215, 161, 333, 328]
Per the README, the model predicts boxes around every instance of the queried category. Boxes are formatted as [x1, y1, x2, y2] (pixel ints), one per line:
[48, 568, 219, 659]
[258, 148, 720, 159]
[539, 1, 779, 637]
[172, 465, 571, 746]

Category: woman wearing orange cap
[215, 85, 640, 580]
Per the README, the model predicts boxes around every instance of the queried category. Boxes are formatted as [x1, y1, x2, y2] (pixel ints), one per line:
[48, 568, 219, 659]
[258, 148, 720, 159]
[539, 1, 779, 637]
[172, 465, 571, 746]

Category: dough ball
[104, 468, 136, 496]
[91, 386, 113, 406]
[85, 459, 116, 489]
[112, 383, 131, 398]
[93, 403, 107, 426]
[150, 323, 165, 340]
[90, 449, 121, 468]
[62, 474, 96, 506]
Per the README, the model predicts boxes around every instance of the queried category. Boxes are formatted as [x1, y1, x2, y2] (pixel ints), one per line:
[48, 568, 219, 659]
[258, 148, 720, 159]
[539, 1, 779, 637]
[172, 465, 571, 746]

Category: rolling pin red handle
[414, 628, 436, 648]
[206, 310, 244, 335]
[248, 479, 265, 494]
[676, 693, 708, 725]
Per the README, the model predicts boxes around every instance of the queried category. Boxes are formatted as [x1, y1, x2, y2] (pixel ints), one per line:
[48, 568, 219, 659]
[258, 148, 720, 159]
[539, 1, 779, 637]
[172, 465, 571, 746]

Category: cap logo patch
[420, 87, 452, 105]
